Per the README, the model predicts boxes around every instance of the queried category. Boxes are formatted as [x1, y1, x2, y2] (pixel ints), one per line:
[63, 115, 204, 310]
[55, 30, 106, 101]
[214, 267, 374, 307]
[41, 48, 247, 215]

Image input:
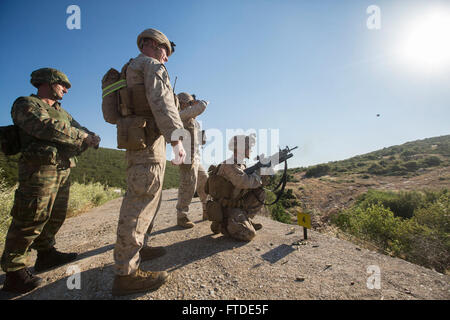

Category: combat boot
[210, 221, 221, 234]
[177, 216, 195, 229]
[112, 268, 170, 296]
[140, 246, 166, 262]
[2, 267, 42, 294]
[34, 247, 77, 273]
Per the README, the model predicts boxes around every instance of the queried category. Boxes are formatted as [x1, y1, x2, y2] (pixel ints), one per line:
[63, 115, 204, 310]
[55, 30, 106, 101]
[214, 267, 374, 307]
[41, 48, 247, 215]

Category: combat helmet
[177, 92, 195, 105]
[137, 28, 175, 56]
[30, 68, 71, 89]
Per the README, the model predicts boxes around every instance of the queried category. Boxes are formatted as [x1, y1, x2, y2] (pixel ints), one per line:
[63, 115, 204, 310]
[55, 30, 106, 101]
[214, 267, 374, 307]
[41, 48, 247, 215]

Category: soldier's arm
[144, 63, 184, 142]
[219, 165, 263, 190]
[11, 98, 87, 147]
[179, 101, 207, 121]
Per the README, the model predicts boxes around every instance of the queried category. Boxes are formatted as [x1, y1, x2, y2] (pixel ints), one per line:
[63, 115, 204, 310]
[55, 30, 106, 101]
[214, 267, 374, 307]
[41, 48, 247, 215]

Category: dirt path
[0, 189, 448, 300]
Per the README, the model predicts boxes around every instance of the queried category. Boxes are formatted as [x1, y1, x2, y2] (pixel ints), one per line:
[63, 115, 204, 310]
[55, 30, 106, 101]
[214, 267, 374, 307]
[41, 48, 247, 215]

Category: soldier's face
[155, 45, 169, 64]
[52, 83, 68, 100]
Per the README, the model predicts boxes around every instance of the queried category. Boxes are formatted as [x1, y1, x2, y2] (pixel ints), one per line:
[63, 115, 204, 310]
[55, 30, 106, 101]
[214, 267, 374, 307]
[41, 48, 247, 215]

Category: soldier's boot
[34, 247, 77, 273]
[2, 267, 42, 294]
[177, 216, 195, 229]
[140, 246, 166, 262]
[202, 209, 209, 221]
[112, 268, 170, 296]
[210, 221, 221, 234]
[220, 223, 230, 236]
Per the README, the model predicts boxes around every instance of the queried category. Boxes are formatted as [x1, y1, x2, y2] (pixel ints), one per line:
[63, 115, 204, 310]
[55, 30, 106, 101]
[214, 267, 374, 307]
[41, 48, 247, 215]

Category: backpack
[0, 125, 21, 156]
[101, 60, 132, 124]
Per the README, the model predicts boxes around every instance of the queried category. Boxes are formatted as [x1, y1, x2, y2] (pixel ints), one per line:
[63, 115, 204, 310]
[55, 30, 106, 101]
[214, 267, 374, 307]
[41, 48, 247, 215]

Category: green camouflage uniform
[1, 95, 91, 272]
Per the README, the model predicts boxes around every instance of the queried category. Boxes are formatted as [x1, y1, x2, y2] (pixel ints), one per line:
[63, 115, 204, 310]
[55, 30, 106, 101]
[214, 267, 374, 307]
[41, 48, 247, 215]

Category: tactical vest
[110, 60, 162, 151]
[205, 164, 266, 222]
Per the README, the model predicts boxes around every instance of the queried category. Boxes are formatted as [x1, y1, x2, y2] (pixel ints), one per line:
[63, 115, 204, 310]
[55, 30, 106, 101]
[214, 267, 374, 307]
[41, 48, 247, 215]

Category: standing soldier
[112, 28, 186, 296]
[175, 92, 209, 228]
[1, 68, 100, 294]
[205, 135, 266, 241]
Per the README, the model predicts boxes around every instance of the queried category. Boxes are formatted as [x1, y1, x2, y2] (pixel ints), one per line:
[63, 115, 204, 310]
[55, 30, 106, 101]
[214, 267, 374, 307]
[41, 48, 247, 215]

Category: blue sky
[1, 0, 449, 168]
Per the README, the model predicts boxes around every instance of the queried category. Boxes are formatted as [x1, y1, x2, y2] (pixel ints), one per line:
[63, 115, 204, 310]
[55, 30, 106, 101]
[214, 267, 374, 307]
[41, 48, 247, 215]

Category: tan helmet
[137, 28, 175, 56]
[177, 92, 194, 105]
[30, 68, 71, 89]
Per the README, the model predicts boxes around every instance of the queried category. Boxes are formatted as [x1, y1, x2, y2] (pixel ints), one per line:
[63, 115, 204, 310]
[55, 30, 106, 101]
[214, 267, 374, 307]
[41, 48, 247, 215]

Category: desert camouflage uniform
[216, 159, 265, 241]
[1, 95, 91, 272]
[176, 101, 208, 221]
[113, 54, 183, 276]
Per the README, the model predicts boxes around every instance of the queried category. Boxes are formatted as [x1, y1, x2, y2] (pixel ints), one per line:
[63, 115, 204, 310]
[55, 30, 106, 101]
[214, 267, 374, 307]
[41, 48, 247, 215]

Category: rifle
[244, 146, 298, 174]
[244, 145, 298, 205]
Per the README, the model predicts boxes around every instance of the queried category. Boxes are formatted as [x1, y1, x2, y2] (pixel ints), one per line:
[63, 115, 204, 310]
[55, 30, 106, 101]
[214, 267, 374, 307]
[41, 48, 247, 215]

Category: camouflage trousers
[176, 162, 208, 219]
[113, 160, 165, 276]
[224, 208, 257, 242]
[1, 161, 71, 272]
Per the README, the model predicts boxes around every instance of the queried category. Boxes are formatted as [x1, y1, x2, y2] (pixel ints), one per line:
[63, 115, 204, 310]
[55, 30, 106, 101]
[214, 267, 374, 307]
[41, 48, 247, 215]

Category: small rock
[350, 281, 355, 285]
[256, 248, 261, 251]
[295, 277, 305, 282]
[200, 284, 206, 289]
[323, 264, 332, 271]
[312, 245, 319, 248]
[355, 247, 361, 251]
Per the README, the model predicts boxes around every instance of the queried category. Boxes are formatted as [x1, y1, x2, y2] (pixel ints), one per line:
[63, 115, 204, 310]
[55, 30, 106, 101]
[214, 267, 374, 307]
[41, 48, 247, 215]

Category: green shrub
[0, 169, 15, 246]
[333, 189, 450, 273]
[270, 202, 292, 224]
[305, 164, 330, 178]
[68, 181, 123, 217]
[356, 189, 424, 219]
[421, 156, 442, 167]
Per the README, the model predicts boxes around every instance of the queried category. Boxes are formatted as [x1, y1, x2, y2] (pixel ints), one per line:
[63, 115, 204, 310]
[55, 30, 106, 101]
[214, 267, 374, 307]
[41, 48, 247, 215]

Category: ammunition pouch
[22, 144, 58, 165]
[116, 116, 147, 151]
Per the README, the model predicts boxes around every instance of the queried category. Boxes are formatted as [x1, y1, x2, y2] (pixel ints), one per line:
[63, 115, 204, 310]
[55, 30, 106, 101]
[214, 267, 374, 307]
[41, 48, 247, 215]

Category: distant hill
[289, 134, 450, 178]
[0, 147, 180, 190]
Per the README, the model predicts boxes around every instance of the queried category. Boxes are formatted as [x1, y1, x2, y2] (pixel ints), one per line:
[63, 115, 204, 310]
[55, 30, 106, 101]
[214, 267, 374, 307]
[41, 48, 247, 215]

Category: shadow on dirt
[4, 232, 245, 300]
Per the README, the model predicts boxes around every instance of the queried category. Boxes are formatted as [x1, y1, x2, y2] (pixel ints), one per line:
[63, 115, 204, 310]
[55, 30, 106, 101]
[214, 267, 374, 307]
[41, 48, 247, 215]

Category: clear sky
[1, 0, 449, 169]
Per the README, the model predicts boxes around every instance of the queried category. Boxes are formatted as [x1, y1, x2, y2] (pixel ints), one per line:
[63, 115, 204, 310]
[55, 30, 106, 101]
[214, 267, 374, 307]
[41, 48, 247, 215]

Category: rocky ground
[0, 188, 448, 300]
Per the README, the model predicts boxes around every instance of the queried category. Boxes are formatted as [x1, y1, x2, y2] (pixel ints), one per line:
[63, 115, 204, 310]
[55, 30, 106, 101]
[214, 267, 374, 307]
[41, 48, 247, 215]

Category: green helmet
[30, 68, 72, 89]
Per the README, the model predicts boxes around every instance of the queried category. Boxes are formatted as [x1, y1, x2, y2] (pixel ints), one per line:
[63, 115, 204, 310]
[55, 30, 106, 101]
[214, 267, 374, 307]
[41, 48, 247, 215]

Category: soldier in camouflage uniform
[206, 135, 266, 241]
[112, 28, 186, 296]
[1, 68, 100, 294]
[175, 92, 209, 228]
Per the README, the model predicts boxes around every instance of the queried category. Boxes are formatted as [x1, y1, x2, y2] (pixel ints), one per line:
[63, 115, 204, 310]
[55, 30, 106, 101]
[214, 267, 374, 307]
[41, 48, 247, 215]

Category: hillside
[0, 189, 448, 300]
[274, 135, 450, 274]
[0, 147, 180, 190]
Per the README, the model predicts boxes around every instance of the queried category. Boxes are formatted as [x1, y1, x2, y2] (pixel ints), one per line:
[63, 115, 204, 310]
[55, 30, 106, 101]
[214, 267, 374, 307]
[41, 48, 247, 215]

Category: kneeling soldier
[205, 134, 265, 241]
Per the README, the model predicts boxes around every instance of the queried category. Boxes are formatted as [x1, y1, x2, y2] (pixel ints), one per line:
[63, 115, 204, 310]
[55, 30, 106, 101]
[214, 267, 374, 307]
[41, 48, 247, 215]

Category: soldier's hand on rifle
[171, 140, 186, 165]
